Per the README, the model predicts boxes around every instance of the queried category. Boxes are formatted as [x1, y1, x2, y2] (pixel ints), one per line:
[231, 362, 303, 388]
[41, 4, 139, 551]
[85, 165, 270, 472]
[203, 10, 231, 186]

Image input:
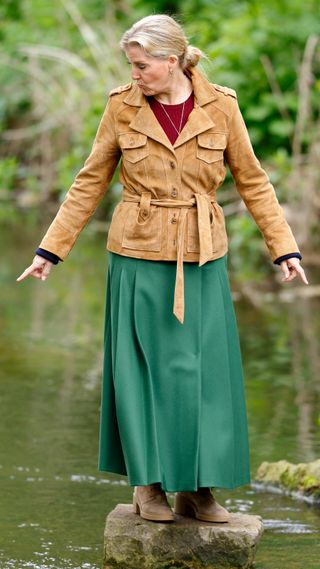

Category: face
[126, 44, 175, 96]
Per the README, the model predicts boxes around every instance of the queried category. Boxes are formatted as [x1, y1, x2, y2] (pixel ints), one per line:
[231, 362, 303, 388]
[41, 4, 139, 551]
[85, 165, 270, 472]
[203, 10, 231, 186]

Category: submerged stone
[255, 459, 320, 503]
[103, 503, 264, 569]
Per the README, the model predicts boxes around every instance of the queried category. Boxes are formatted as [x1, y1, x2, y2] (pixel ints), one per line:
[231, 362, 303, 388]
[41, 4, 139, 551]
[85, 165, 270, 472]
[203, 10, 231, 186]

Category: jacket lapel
[173, 105, 216, 149]
[128, 103, 175, 153]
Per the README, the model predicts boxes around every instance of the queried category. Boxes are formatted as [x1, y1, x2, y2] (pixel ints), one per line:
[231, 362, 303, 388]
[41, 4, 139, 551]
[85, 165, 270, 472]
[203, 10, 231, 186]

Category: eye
[127, 61, 147, 70]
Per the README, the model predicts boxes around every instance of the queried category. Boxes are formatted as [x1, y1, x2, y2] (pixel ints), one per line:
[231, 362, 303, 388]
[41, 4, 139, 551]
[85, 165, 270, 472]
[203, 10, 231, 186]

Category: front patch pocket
[119, 133, 148, 163]
[122, 204, 162, 251]
[196, 133, 227, 163]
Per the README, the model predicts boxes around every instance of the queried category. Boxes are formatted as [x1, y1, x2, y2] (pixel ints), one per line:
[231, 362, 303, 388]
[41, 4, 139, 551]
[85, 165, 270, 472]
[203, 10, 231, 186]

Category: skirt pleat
[98, 252, 251, 492]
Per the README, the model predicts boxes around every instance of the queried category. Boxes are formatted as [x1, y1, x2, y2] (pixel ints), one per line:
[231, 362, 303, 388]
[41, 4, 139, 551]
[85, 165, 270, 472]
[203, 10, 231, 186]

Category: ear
[168, 54, 179, 68]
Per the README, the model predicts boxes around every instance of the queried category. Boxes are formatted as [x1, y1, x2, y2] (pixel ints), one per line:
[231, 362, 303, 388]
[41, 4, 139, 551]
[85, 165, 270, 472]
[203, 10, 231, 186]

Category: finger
[41, 263, 52, 281]
[281, 269, 296, 282]
[16, 264, 38, 282]
[280, 261, 290, 280]
[295, 265, 309, 285]
[286, 269, 297, 281]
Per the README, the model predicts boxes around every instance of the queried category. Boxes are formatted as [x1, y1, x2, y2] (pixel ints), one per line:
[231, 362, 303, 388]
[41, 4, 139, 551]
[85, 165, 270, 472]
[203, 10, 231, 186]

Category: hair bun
[182, 45, 203, 69]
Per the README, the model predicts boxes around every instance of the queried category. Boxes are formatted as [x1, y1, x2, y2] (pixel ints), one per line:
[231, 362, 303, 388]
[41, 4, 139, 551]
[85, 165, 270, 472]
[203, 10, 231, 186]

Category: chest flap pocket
[119, 133, 148, 163]
[197, 133, 227, 164]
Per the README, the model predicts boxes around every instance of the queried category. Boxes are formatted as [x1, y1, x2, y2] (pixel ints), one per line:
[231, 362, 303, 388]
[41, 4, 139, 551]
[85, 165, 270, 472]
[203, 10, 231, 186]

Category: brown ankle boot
[174, 487, 229, 523]
[133, 483, 174, 522]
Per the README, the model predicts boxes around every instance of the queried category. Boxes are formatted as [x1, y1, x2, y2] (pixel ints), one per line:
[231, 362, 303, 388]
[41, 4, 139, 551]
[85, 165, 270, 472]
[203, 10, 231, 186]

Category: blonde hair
[120, 14, 204, 70]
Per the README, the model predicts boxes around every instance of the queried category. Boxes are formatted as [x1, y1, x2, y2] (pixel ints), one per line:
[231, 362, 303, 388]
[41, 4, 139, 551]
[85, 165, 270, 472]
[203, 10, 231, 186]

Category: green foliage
[0, 0, 129, 213]
[183, 0, 320, 152]
[128, 0, 180, 18]
[0, 0, 22, 24]
[0, 156, 20, 223]
[0, 156, 18, 193]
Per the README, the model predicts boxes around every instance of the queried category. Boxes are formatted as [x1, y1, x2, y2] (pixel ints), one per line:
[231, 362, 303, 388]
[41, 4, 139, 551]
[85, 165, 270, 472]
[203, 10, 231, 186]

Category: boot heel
[132, 493, 140, 514]
[174, 494, 194, 517]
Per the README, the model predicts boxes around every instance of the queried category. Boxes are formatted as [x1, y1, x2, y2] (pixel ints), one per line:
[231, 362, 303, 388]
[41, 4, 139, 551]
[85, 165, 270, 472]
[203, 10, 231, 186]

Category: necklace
[159, 100, 186, 136]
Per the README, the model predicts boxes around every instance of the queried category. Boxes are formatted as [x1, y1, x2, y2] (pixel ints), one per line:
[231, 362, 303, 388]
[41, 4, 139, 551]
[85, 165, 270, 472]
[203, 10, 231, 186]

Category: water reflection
[289, 292, 320, 461]
[235, 266, 320, 471]
[0, 220, 319, 569]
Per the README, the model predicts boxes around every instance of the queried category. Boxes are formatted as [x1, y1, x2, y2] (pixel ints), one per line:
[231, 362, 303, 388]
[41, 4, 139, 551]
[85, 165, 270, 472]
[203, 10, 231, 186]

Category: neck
[154, 70, 192, 105]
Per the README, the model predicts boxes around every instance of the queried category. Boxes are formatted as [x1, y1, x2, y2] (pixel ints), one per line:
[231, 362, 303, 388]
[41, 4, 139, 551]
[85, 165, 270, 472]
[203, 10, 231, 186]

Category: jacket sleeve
[38, 96, 121, 259]
[225, 96, 300, 261]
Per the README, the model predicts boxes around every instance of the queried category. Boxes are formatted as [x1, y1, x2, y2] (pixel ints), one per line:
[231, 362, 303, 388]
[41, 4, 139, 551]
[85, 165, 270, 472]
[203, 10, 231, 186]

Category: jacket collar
[123, 67, 218, 152]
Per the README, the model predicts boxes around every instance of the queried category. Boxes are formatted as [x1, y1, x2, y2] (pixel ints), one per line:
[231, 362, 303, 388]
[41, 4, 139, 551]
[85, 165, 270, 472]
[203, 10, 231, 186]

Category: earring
[169, 68, 173, 75]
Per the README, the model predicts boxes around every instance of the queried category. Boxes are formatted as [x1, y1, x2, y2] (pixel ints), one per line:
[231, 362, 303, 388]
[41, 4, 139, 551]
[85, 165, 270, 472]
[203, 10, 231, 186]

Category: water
[1, 219, 319, 569]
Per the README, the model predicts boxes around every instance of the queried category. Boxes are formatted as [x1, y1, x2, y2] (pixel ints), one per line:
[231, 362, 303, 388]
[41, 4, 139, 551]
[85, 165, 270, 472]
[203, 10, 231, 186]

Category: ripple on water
[69, 474, 128, 485]
[225, 498, 255, 512]
[0, 557, 100, 569]
[251, 482, 320, 506]
[263, 518, 315, 534]
[4, 467, 128, 486]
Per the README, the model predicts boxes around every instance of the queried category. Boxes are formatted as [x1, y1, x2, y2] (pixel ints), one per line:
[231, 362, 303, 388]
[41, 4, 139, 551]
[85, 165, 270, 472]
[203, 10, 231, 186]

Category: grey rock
[104, 504, 264, 569]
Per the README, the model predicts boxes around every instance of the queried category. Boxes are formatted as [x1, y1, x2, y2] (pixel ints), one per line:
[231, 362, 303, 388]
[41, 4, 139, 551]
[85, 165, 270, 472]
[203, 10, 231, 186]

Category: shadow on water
[0, 219, 319, 568]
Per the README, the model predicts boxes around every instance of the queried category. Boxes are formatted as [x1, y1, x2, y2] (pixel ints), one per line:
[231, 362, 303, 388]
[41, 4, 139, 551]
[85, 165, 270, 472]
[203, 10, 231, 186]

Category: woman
[17, 15, 308, 524]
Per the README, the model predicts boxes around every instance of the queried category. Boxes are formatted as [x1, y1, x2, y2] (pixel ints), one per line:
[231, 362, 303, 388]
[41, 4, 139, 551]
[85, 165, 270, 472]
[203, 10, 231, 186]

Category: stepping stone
[104, 503, 264, 569]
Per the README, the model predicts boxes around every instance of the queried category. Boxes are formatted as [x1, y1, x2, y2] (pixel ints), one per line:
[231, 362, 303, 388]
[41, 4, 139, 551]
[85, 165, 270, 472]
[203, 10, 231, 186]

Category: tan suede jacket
[39, 66, 300, 323]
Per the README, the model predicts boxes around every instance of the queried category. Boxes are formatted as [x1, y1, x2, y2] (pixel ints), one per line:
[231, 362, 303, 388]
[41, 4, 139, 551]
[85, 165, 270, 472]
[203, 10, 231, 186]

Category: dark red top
[148, 92, 194, 145]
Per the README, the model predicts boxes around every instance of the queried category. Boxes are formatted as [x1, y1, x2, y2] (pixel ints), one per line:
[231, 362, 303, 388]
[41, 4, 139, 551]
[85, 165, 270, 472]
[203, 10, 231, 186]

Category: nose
[131, 66, 140, 81]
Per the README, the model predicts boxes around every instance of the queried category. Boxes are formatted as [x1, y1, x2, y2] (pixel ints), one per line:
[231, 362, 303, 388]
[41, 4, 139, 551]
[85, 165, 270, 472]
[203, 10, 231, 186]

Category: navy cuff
[273, 252, 302, 265]
[35, 248, 61, 265]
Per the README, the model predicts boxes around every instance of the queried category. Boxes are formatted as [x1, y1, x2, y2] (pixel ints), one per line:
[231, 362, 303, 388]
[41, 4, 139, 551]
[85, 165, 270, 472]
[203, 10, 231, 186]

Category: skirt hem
[98, 467, 251, 492]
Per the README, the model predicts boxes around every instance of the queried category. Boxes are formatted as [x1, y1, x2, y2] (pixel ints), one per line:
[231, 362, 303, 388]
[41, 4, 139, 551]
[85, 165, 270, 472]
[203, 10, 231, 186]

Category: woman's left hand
[280, 258, 308, 285]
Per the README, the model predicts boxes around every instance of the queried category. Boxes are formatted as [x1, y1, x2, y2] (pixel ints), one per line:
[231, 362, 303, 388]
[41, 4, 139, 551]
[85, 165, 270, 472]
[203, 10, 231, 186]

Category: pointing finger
[16, 264, 37, 282]
[295, 264, 309, 285]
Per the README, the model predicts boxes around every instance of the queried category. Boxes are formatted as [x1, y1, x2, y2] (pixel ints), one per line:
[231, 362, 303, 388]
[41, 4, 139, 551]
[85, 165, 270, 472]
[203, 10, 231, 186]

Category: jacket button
[169, 160, 176, 169]
[171, 217, 177, 224]
[141, 209, 148, 218]
[171, 189, 178, 198]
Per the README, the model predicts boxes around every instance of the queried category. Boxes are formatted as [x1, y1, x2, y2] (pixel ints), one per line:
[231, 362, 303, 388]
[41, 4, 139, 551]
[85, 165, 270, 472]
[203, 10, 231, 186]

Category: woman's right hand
[16, 255, 54, 282]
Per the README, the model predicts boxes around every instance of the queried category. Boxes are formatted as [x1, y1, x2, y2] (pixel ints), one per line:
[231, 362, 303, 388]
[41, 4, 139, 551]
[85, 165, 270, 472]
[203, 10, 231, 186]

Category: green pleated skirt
[98, 252, 250, 492]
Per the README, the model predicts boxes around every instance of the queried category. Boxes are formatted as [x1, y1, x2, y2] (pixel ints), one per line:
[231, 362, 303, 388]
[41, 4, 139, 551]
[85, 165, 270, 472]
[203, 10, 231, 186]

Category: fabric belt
[123, 191, 217, 324]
